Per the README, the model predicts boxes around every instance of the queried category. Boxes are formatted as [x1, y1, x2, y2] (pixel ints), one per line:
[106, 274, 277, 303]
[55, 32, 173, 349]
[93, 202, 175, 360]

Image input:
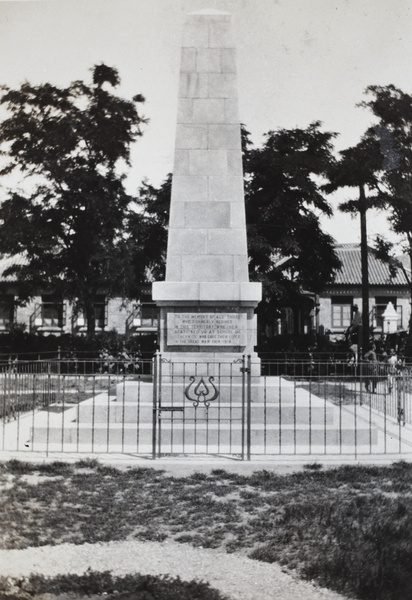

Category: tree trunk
[359, 186, 370, 355]
[405, 237, 412, 360]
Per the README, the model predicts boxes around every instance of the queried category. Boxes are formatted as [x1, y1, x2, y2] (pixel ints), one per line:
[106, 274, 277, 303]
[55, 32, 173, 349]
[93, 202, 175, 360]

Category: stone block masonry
[152, 10, 261, 362]
[165, 12, 247, 287]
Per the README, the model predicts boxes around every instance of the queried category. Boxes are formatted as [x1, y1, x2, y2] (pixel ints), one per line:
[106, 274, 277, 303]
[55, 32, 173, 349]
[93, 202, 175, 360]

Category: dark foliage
[0, 330, 156, 361]
[1, 570, 229, 600]
[360, 84, 412, 352]
[0, 65, 153, 334]
[243, 123, 341, 325]
[132, 173, 172, 283]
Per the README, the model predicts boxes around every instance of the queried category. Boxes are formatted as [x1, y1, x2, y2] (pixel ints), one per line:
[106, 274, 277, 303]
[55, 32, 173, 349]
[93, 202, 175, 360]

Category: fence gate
[152, 355, 250, 459]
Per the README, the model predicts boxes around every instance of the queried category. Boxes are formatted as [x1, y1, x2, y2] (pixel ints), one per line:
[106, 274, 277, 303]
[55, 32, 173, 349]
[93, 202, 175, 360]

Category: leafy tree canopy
[122, 173, 172, 296]
[360, 85, 412, 241]
[243, 122, 341, 310]
[325, 135, 384, 205]
[0, 64, 148, 332]
[360, 84, 412, 350]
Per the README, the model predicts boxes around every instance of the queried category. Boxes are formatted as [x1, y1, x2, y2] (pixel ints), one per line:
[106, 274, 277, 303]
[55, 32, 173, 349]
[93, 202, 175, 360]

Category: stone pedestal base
[152, 281, 262, 368]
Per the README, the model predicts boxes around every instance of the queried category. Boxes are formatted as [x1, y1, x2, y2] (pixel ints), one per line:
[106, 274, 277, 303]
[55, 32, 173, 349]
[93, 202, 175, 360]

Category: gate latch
[240, 367, 250, 373]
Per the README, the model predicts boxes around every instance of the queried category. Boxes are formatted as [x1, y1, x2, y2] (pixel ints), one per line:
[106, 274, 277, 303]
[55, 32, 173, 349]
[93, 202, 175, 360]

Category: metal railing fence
[1, 357, 411, 458]
[0, 356, 151, 377]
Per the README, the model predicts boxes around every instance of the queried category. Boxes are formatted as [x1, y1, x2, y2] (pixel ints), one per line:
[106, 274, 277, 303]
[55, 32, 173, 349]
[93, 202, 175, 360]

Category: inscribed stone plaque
[167, 313, 246, 346]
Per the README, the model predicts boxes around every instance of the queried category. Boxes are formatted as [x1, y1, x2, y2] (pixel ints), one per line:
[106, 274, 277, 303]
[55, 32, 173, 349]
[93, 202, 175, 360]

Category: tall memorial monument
[152, 9, 261, 363]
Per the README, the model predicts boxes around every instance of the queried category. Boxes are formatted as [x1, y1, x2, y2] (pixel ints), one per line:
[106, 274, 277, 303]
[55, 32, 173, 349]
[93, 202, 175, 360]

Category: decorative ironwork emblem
[184, 376, 219, 408]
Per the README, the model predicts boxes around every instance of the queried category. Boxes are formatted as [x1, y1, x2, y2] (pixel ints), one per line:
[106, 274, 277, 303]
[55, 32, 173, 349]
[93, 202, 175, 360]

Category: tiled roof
[333, 244, 409, 286]
[1, 247, 410, 288]
[0, 254, 28, 282]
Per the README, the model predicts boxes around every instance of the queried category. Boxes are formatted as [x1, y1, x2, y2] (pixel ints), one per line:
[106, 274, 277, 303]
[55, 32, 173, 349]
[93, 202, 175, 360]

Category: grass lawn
[1, 459, 412, 600]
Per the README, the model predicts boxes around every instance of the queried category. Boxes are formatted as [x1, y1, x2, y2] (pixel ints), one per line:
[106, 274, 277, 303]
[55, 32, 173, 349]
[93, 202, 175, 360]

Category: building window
[127, 302, 158, 332]
[397, 306, 403, 329]
[0, 296, 14, 329]
[281, 307, 294, 334]
[141, 303, 158, 328]
[331, 297, 352, 328]
[93, 296, 107, 330]
[74, 296, 107, 330]
[40, 295, 64, 328]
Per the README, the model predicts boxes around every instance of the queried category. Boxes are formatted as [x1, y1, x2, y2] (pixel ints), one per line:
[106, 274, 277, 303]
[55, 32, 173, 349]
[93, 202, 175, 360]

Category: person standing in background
[347, 305, 362, 363]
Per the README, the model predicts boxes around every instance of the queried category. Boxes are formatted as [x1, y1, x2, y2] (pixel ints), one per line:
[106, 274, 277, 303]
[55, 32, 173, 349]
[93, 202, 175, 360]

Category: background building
[0, 255, 157, 340]
[319, 244, 410, 340]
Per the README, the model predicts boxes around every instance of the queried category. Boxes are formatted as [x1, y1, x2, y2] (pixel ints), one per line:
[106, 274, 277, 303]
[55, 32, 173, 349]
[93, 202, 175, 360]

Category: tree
[360, 85, 412, 354]
[0, 64, 147, 333]
[134, 174, 171, 281]
[243, 122, 341, 332]
[325, 135, 384, 353]
[117, 174, 171, 300]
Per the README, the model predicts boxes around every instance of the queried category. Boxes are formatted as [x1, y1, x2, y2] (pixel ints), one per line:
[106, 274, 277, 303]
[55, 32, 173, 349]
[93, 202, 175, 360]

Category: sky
[1, 0, 412, 249]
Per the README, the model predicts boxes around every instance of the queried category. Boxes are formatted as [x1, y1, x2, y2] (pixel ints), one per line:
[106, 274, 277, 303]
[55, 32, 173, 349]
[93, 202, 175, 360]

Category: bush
[1, 571, 229, 600]
[0, 330, 157, 361]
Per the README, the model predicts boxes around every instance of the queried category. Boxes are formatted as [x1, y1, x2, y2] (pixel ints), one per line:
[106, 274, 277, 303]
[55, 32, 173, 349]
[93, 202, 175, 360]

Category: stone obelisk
[152, 9, 261, 363]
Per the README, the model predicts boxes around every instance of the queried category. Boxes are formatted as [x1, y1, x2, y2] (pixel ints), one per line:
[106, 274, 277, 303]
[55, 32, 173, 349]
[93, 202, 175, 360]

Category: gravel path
[0, 540, 349, 600]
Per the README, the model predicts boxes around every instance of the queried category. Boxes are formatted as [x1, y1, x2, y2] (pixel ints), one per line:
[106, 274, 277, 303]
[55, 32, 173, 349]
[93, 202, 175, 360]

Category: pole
[359, 187, 370, 356]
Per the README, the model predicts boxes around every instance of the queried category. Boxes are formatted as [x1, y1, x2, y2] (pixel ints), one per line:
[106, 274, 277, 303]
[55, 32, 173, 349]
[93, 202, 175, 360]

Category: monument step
[117, 379, 330, 405]
[60, 402, 335, 425]
[30, 420, 378, 447]
[36, 391, 359, 427]
[158, 428, 378, 447]
[31, 425, 153, 446]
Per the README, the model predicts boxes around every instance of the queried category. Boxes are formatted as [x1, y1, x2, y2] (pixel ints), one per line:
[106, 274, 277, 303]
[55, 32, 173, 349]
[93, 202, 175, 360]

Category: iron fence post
[247, 354, 252, 461]
[241, 355, 245, 460]
[57, 347, 61, 398]
[157, 354, 163, 458]
[359, 360, 363, 406]
[152, 352, 158, 460]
